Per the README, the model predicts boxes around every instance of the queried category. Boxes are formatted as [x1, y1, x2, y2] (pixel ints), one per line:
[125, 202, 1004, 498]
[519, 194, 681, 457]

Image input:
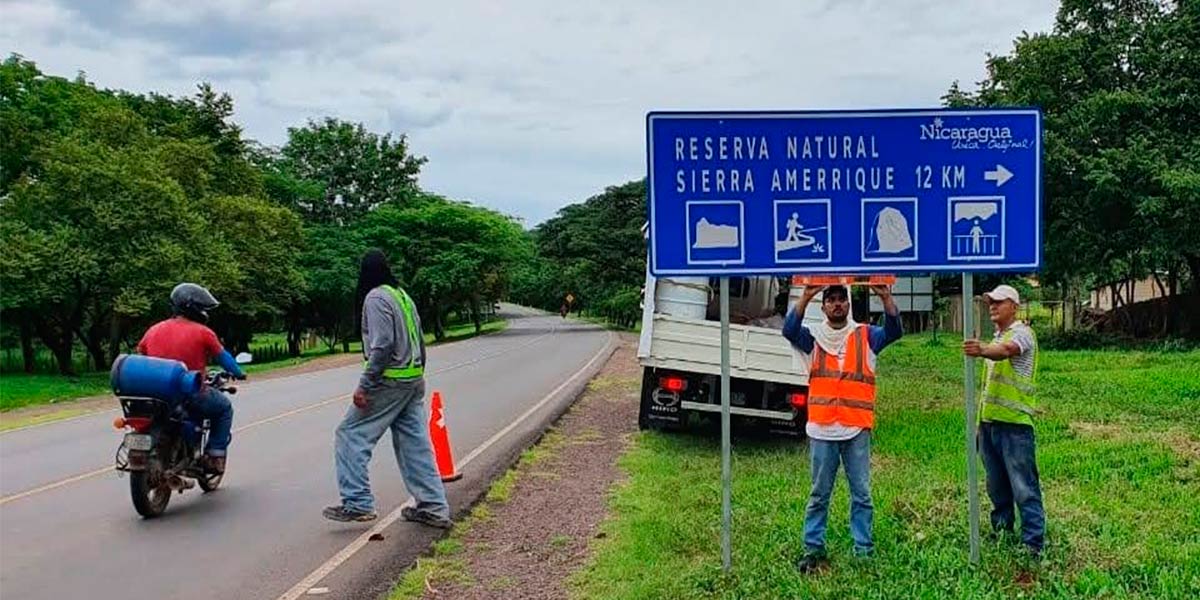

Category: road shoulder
[389, 334, 640, 599]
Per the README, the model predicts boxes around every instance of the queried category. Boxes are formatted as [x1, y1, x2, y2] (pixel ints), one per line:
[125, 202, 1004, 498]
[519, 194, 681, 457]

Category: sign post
[963, 274, 981, 565]
[645, 108, 1041, 568]
[719, 277, 732, 571]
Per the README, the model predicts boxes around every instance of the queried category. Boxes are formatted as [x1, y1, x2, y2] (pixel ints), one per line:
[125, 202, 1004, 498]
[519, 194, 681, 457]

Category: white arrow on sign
[984, 164, 1013, 187]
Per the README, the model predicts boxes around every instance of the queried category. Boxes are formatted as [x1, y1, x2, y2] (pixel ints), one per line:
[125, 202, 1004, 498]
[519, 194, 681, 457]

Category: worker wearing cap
[783, 284, 902, 572]
[963, 284, 1045, 557]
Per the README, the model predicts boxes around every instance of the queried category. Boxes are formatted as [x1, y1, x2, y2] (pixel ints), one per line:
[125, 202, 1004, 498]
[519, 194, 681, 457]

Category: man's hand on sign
[963, 339, 984, 357]
[800, 285, 826, 302]
[870, 284, 901, 316]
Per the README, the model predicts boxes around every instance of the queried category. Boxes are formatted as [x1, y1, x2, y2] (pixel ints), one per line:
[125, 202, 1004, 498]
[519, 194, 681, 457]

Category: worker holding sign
[782, 284, 902, 572]
[963, 284, 1045, 558]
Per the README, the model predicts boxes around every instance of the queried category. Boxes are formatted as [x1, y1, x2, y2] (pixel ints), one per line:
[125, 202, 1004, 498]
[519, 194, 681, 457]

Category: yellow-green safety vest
[980, 327, 1040, 426]
[363, 285, 425, 380]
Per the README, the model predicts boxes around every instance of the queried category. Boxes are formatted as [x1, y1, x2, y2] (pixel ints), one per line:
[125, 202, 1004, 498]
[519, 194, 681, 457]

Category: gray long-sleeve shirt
[359, 286, 427, 390]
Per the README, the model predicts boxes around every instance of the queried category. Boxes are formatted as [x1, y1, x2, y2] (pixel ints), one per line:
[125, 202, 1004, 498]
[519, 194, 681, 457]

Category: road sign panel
[646, 109, 1042, 276]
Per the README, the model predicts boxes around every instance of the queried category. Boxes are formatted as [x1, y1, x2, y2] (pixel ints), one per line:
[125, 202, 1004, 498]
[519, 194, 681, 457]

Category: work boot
[986, 522, 1016, 543]
[322, 505, 378, 523]
[401, 506, 453, 529]
[795, 550, 829, 574]
[204, 455, 226, 474]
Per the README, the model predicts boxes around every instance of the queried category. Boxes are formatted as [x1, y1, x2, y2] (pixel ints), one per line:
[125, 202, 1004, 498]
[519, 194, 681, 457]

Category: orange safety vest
[807, 325, 877, 429]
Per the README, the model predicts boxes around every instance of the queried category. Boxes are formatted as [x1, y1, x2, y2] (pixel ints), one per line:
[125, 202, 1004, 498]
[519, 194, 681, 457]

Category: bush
[596, 288, 642, 330]
[1036, 327, 1197, 352]
[1150, 337, 1198, 353]
[1036, 327, 1122, 350]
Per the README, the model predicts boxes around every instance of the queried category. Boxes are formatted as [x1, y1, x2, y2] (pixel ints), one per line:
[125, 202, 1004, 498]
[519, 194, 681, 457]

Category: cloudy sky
[2, 0, 1057, 225]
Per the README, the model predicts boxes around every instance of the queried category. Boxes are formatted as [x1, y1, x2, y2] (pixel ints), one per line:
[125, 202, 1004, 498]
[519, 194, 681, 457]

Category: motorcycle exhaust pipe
[166, 474, 195, 492]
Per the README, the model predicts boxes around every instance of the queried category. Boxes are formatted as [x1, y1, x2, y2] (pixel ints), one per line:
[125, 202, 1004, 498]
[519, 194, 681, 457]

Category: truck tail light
[660, 376, 688, 393]
[789, 392, 807, 408]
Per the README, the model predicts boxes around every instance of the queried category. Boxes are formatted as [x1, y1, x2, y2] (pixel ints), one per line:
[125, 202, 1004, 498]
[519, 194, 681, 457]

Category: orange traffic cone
[428, 391, 462, 482]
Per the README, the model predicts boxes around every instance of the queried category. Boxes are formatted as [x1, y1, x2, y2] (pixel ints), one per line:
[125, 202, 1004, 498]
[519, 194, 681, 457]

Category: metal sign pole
[963, 273, 981, 565]
[719, 277, 732, 572]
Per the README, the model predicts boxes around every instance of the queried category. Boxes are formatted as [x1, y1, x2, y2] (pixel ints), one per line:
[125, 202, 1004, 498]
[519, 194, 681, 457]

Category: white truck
[636, 268, 855, 435]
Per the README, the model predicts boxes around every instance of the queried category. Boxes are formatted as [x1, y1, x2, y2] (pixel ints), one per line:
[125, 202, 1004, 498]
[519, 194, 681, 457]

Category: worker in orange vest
[782, 284, 902, 572]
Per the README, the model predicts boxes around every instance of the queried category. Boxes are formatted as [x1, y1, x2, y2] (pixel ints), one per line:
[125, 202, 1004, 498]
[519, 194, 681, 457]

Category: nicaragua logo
[920, 117, 1012, 143]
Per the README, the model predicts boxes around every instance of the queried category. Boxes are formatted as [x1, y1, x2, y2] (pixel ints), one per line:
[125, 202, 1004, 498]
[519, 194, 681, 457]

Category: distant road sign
[646, 109, 1042, 276]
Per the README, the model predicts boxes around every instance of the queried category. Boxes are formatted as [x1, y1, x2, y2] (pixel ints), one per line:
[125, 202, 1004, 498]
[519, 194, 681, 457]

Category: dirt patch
[418, 335, 641, 600]
[1069, 421, 1200, 462]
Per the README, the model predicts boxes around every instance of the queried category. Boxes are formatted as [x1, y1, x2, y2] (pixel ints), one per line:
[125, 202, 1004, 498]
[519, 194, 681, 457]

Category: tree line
[946, 0, 1199, 337]
[507, 180, 647, 329]
[0, 55, 530, 375]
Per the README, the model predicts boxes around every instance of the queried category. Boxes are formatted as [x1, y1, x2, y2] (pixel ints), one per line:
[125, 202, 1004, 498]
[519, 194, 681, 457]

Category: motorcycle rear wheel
[130, 470, 171, 518]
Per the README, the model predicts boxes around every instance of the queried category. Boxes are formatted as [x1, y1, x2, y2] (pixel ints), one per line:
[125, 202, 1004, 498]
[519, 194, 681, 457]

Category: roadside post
[963, 273, 980, 564]
[645, 109, 1042, 570]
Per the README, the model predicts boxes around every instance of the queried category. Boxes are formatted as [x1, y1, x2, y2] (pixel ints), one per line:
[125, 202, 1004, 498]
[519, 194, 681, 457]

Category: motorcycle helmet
[170, 283, 220, 323]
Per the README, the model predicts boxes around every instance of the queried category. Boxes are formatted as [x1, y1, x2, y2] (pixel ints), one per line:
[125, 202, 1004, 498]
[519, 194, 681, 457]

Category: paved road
[0, 307, 614, 600]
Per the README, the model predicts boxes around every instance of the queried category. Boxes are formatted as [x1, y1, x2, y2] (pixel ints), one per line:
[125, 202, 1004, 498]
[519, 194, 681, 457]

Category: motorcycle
[112, 355, 250, 518]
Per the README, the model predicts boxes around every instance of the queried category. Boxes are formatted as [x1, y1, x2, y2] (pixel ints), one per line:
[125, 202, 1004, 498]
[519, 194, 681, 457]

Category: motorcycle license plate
[124, 433, 153, 451]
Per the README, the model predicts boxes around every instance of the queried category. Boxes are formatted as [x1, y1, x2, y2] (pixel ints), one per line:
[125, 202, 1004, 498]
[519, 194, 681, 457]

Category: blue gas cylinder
[110, 354, 202, 403]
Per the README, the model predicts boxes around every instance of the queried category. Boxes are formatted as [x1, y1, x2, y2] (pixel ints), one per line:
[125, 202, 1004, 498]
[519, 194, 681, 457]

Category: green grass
[430, 318, 507, 345]
[0, 373, 110, 411]
[573, 334, 1200, 599]
[574, 312, 642, 332]
[0, 318, 507, 414]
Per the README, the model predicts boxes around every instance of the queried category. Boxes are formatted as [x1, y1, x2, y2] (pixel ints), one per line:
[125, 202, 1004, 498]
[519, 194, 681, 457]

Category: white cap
[983, 284, 1021, 305]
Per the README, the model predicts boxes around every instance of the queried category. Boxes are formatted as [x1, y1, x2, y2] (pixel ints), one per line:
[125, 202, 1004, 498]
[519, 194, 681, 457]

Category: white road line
[275, 332, 616, 600]
[0, 319, 568, 505]
[0, 465, 118, 506]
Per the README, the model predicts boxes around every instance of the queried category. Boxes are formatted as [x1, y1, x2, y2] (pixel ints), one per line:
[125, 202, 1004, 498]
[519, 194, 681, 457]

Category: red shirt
[137, 318, 224, 372]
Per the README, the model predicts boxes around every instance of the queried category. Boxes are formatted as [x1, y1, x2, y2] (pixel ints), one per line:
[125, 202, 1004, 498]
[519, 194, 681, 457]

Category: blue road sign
[646, 109, 1041, 276]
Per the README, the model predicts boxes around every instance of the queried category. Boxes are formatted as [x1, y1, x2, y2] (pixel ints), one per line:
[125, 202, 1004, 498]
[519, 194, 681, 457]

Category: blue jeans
[187, 386, 233, 457]
[979, 421, 1045, 551]
[804, 430, 873, 555]
[333, 380, 449, 517]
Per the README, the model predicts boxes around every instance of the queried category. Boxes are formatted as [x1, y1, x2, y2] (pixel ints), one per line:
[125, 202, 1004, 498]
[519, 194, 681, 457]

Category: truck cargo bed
[638, 313, 809, 386]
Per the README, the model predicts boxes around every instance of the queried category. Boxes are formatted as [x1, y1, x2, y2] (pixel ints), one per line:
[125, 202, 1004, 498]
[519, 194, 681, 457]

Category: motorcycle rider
[137, 283, 245, 474]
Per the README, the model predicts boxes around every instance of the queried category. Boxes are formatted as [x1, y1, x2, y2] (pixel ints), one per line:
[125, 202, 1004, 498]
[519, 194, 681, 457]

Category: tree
[250, 142, 327, 215]
[360, 197, 529, 338]
[1, 54, 123, 195]
[299, 224, 364, 352]
[205, 195, 307, 354]
[946, 0, 1200, 337]
[118, 83, 263, 199]
[1, 105, 233, 373]
[509, 250, 562, 312]
[531, 180, 647, 313]
[278, 118, 427, 224]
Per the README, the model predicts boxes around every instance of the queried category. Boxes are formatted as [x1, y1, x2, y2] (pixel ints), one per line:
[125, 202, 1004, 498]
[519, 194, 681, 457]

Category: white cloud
[1, 0, 1058, 224]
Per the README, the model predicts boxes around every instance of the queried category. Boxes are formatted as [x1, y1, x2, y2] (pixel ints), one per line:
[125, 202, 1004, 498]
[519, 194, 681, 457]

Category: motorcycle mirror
[235, 352, 253, 364]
